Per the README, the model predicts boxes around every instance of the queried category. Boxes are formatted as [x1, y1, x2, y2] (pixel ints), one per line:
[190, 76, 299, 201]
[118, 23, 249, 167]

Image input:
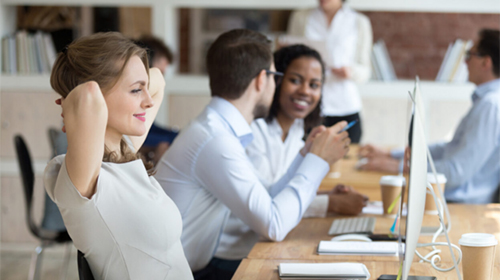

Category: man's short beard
[253, 103, 270, 120]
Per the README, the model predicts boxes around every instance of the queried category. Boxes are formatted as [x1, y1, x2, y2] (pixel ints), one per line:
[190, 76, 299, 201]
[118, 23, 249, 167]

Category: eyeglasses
[465, 50, 484, 60]
[265, 69, 284, 84]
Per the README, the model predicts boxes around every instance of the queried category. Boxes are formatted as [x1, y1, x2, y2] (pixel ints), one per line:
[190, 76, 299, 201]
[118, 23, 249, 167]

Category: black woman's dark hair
[266, 44, 325, 134]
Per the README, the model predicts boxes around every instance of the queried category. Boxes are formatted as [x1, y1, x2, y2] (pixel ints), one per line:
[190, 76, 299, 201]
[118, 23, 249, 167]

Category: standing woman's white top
[43, 32, 192, 280]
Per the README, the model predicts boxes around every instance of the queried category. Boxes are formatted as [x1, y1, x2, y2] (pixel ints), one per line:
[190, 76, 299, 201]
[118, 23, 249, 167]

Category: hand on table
[358, 144, 390, 158]
[327, 186, 369, 215]
[357, 156, 400, 174]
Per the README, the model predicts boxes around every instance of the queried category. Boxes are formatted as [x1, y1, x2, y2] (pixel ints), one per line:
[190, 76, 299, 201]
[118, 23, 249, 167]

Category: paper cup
[425, 173, 447, 214]
[459, 233, 498, 280]
[380, 176, 405, 216]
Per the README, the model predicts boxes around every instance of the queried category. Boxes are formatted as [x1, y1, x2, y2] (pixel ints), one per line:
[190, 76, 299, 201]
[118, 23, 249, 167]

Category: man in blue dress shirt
[359, 29, 500, 204]
[155, 29, 367, 280]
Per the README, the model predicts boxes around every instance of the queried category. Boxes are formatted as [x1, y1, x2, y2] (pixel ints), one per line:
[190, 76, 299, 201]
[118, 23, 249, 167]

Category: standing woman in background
[288, 0, 373, 143]
[44, 32, 193, 280]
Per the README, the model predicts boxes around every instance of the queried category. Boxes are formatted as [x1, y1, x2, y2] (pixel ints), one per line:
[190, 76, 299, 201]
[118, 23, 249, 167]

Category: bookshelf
[0, 0, 487, 147]
[0, 0, 490, 245]
[2, 0, 497, 83]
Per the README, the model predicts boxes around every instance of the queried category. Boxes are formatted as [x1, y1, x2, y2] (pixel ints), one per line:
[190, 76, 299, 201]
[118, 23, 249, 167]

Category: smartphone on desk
[378, 275, 436, 280]
[368, 234, 401, 242]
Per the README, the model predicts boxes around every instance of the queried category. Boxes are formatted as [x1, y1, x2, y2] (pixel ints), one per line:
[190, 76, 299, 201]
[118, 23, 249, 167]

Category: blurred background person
[136, 35, 179, 165]
[359, 29, 500, 204]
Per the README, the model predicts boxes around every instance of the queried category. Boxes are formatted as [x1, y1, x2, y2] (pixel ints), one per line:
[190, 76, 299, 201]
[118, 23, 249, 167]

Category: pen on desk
[339, 119, 358, 133]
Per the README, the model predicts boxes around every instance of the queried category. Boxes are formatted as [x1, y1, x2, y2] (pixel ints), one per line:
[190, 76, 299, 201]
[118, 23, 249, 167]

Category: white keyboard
[328, 217, 376, 235]
[279, 262, 371, 279]
[318, 241, 398, 256]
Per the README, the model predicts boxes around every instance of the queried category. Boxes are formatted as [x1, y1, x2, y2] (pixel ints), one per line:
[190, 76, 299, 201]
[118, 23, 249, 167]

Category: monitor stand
[378, 276, 437, 280]
[420, 226, 443, 235]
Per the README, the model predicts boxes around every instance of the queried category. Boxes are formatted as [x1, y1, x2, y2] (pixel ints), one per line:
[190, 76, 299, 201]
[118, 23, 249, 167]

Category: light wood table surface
[234, 145, 500, 279]
[247, 204, 500, 262]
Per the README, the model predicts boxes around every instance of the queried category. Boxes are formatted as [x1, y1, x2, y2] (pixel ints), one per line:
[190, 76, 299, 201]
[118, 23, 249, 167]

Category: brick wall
[179, 10, 500, 79]
[179, 8, 190, 73]
[363, 12, 500, 80]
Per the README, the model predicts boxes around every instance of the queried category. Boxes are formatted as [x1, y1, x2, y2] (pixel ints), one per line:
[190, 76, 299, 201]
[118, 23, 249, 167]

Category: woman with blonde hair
[44, 32, 193, 279]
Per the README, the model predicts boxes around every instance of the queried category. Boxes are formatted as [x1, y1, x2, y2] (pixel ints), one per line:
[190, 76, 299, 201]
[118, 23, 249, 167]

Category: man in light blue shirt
[155, 29, 362, 279]
[359, 29, 500, 204]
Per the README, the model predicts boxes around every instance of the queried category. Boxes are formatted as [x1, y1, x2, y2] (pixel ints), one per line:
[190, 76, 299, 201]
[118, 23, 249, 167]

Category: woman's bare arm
[63, 81, 107, 199]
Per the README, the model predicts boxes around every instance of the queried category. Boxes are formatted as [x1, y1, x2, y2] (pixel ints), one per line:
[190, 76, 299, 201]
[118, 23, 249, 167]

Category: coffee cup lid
[427, 173, 447, 184]
[380, 176, 405, 187]
[459, 233, 498, 247]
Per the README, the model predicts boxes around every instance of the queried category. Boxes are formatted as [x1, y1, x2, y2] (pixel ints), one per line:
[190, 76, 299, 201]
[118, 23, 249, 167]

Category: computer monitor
[397, 81, 428, 280]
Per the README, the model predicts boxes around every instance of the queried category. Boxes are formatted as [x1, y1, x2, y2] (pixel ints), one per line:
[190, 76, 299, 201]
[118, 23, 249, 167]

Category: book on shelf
[2, 37, 9, 74]
[2, 30, 57, 75]
[435, 39, 472, 83]
[371, 39, 397, 81]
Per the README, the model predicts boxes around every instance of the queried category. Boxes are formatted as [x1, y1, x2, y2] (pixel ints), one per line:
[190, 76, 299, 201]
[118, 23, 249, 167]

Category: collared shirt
[392, 79, 500, 203]
[288, 6, 373, 116]
[213, 119, 329, 260]
[247, 118, 329, 218]
[155, 97, 330, 271]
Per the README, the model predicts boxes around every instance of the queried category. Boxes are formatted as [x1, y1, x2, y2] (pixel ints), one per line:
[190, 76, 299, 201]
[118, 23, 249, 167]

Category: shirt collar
[472, 78, 500, 103]
[208, 97, 254, 147]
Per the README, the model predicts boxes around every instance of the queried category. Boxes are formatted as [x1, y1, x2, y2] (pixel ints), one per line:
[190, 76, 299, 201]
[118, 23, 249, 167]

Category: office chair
[77, 251, 95, 280]
[14, 135, 72, 280]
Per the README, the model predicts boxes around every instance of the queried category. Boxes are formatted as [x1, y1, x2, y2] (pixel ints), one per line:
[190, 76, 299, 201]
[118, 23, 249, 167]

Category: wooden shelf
[1, 74, 53, 92]
[1, 0, 498, 13]
[1, 74, 475, 100]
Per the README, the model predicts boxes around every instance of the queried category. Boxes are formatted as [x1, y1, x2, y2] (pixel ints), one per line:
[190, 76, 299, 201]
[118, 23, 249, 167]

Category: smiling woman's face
[104, 55, 153, 138]
[278, 56, 322, 122]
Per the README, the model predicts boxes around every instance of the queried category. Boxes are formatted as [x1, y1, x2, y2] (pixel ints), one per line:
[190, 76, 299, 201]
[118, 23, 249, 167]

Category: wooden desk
[233, 259, 500, 280]
[319, 145, 398, 201]
[247, 204, 500, 263]
[234, 145, 500, 279]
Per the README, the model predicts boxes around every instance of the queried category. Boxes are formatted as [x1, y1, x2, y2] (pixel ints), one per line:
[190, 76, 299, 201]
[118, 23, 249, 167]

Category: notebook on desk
[279, 263, 370, 280]
[317, 241, 399, 256]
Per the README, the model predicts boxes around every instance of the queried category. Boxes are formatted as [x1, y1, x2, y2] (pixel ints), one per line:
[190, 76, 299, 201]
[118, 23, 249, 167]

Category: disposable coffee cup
[380, 176, 405, 216]
[328, 159, 342, 178]
[459, 233, 497, 280]
[425, 173, 447, 214]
